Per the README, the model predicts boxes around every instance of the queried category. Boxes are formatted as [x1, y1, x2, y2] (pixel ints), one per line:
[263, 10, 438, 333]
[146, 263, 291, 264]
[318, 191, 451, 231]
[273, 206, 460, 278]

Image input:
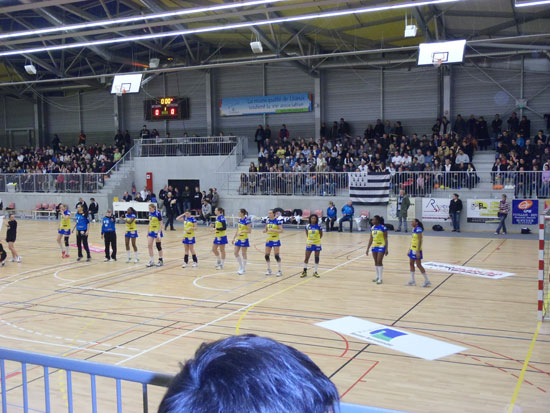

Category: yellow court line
[235, 253, 365, 335]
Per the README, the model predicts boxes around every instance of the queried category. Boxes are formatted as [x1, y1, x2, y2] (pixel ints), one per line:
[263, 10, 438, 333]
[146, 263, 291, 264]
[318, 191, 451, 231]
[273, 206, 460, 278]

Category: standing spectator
[165, 192, 177, 230]
[395, 189, 410, 232]
[211, 188, 219, 209]
[88, 198, 98, 222]
[279, 124, 290, 140]
[201, 199, 213, 225]
[182, 186, 192, 211]
[453, 114, 467, 137]
[320, 122, 327, 138]
[101, 209, 117, 261]
[76, 197, 88, 217]
[338, 118, 350, 138]
[338, 200, 354, 233]
[254, 125, 265, 152]
[507, 112, 519, 134]
[52, 134, 61, 151]
[123, 130, 132, 148]
[140, 186, 148, 200]
[519, 115, 531, 139]
[466, 114, 477, 137]
[476, 116, 489, 150]
[192, 186, 202, 212]
[122, 191, 132, 202]
[440, 116, 450, 135]
[491, 114, 502, 148]
[205, 188, 213, 204]
[373, 119, 384, 137]
[449, 193, 463, 232]
[264, 124, 272, 141]
[78, 130, 87, 145]
[325, 201, 337, 232]
[495, 194, 509, 235]
[114, 129, 124, 149]
[140, 125, 151, 139]
[330, 121, 338, 140]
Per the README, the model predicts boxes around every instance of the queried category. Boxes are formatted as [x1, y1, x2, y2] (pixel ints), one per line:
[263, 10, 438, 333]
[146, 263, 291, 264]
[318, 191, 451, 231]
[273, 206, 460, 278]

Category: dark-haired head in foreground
[158, 334, 339, 413]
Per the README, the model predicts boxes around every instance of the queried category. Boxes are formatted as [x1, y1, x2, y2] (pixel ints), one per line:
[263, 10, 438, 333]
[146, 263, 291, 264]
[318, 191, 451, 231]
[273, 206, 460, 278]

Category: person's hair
[158, 335, 339, 413]
[502, 194, 507, 199]
[9, 214, 15, 219]
[106, 209, 112, 214]
[413, 219, 424, 230]
[373, 215, 385, 225]
[216, 207, 225, 215]
[185, 209, 191, 214]
[128, 207, 136, 215]
[240, 208, 248, 216]
[309, 214, 319, 225]
[329, 201, 334, 207]
[149, 203, 156, 210]
[453, 193, 459, 198]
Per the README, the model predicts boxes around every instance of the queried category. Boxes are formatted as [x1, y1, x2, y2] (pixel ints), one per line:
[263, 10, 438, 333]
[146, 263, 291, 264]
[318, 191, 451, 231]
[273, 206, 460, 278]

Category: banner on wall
[219, 93, 312, 116]
[421, 198, 451, 222]
[387, 197, 416, 220]
[544, 200, 550, 214]
[467, 198, 500, 223]
[512, 200, 538, 225]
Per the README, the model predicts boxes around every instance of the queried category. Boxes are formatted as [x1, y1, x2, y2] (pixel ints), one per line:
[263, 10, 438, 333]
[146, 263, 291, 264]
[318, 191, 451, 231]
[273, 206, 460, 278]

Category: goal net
[540, 215, 550, 320]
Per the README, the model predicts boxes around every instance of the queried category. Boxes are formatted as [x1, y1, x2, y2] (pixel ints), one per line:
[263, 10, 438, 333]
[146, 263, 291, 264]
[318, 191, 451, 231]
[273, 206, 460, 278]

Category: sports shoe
[111, 258, 117, 262]
[134, 258, 139, 263]
[313, 271, 320, 278]
[237, 269, 244, 275]
[104, 258, 110, 262]
[301, 269, 307, 278]
[77, 257, 82, 261]
[86, 257, 91, 262]
[182, 263, 188, 268]
[372, 278, 379, 282]
[10, 258, 15, 262]
[1, 260, 5, 266]
[215, 264, 222, 270]
[494, 232, 499, 235]
[156, 260, 163, 267]
[146, 261, 154, 267]
[126, 257, 132, 263]
[192, 262, 198, 268]
[421, 281, 432, 288]
[265, 269, 272, 276]
[406, 280, 416, 286]
[276, 270, 282, 277]
[65, 253, 70, 258]
[16, 256, 21, 263]
[376, 279, 383, 285]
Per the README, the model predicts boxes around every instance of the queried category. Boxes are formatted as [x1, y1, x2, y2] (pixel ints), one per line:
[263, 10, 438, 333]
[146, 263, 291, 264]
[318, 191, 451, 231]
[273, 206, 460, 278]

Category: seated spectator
[135, 193, 145, 202]
[200, 199, 212, 224]
[455, 148, 470, 164]
[122, 191, 132, 202]
[158, 334, 339, 413]
[338, 200, 354, 233]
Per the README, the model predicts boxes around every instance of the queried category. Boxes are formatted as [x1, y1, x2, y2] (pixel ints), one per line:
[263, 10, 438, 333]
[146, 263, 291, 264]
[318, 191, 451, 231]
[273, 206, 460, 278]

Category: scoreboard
[144, 97, 190, 121]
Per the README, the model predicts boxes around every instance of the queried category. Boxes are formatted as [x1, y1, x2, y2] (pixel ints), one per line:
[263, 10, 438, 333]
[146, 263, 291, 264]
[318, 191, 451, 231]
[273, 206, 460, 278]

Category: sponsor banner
[317, 316, 465, 361]
[387, 198, 416, 220]
[219, 93, 312, 116]
[512, 200, 538, 225]
[421, 198, 450, 222]
[69, 243, 105, 254]
[423, 262, 515, 279]
[544, 200, 550, 214]
[467, 198, 500, 223]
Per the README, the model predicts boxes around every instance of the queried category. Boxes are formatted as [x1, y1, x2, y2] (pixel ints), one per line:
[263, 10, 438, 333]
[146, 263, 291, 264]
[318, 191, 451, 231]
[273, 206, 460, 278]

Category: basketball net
[433, 58, 443, 68]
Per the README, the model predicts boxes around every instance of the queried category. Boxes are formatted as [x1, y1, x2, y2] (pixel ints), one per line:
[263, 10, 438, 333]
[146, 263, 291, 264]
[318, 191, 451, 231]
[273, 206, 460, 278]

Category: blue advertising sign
[512, 199, 538, 225]
[219, 93, 312, 116]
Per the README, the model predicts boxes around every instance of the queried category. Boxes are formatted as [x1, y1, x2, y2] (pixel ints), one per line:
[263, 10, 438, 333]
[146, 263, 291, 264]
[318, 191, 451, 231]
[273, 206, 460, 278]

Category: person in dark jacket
[449, 193, 463, 232]
[325, 201, 337, 232]
[88, 198, 99, 222]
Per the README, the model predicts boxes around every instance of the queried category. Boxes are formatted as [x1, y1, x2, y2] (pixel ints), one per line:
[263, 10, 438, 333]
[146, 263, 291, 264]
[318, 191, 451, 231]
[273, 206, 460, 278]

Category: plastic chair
[313, 209, 323, 218]
[35, 203, 43, 210]
[42, 203, 49, 209]
[354, 210, 370, 232]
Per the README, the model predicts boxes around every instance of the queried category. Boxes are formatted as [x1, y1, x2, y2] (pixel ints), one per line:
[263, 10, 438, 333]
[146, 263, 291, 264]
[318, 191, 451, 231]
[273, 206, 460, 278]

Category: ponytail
[240, 208, 248, 216]
[415, 219, 424, 230]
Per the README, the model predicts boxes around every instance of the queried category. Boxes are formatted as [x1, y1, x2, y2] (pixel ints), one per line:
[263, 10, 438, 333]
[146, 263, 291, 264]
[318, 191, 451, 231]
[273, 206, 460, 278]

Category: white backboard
[418, 39, 466, 65]
[110, 73, 143, 94]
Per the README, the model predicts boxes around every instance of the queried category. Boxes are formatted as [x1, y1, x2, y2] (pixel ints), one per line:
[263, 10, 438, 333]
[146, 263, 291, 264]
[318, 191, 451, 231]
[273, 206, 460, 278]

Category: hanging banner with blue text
[219, 93, 312, 116]
[512, 199, 538, 225]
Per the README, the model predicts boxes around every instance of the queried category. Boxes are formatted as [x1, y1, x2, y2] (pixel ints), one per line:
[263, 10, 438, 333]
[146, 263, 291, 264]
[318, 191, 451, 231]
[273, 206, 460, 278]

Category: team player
[6, 214, 20, 262]
[366, 215, 388, 285]
[72, 204, 91, 262]
[407, 219, 431, 288]
[263, 209, 283, 276]
[211, 207, 227, 270]
[125, 207, 139, 263]
[176, 210, 198, 268]
[232, 209, 251, 275]
[147, 203, 164, 267]
[301, 214, 322, 278]
[57, 204, 71, 258]
[101, 209, 117, 261]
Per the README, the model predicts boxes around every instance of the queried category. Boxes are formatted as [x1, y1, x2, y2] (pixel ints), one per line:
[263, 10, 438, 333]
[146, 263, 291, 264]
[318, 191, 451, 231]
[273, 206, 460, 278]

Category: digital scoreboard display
[144, 97, 190, 121]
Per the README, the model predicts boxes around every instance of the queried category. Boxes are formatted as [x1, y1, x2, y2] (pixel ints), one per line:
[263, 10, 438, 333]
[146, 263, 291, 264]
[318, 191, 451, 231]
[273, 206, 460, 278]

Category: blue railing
[0, 347, 407, 413]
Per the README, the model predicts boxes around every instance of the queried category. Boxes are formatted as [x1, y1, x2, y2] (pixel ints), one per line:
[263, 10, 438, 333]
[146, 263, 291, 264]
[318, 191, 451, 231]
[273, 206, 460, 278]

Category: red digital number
[170, 108, 176, 116]
[154, 109, 160, 117]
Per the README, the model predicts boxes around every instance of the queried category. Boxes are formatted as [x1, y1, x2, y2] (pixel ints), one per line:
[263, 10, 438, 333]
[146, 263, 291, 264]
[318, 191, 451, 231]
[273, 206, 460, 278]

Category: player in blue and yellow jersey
[146, 203, 164, 267]
[56, 204, 71, 258]
[177, 210, 198, 268]
[232, 208, 251, 275]
[72, 204, 91, 262]
[406, 219, 431, 288]
[366, 215, 388, 285]
[301, 214, 322, 278]
[211, 207, 228, 270]
[263, 209, 283, 276]
[124, 207, 139, 263]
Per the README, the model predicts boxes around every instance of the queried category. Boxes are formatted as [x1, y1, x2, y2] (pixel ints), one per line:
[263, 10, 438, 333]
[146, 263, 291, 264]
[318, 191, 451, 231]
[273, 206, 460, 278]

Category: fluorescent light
[0, 0, 460, 57]
[515, 0, 550, 6]
[0, 0, 286, 40]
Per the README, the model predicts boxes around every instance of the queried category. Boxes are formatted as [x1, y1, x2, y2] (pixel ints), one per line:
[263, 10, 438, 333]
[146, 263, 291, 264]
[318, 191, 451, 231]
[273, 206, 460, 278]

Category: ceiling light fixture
[0, 0, 287, 40]
[0, 0, 460, 57]
[515, 0, 550, 6]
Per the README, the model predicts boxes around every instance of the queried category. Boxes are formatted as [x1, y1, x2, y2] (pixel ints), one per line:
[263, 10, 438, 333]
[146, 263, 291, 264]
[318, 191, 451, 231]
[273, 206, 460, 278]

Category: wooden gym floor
[0, 220, 548, 412]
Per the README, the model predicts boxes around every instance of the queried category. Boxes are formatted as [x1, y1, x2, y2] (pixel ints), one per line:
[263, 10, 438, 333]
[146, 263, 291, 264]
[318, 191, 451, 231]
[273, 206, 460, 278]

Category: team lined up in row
[56, 204, 431, 287]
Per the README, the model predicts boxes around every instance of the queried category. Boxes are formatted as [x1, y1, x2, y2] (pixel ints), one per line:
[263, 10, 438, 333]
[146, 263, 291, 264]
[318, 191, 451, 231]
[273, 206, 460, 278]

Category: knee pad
[274, 254, 281, 262]
[314, 256, 320, 264]
[156, 242, 162, 251]
[264, 254, 270, 262]
[64, 237, 69, 247]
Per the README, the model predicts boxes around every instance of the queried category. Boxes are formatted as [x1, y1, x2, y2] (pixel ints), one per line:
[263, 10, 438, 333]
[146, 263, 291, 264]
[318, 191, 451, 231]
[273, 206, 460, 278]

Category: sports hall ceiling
[0, 0, 549, 92]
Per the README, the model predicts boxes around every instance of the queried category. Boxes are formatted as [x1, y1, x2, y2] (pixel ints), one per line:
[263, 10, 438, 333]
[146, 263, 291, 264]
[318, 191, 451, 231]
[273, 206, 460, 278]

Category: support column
[380, 68, 384, 120]
[206, 70, 213, 136]
[77, 91, 83, 133]
[113, 95, 120, 132]
[33, 97, 43, 148]
[314, 74, 321, 141]
[443, 69, 451, 119]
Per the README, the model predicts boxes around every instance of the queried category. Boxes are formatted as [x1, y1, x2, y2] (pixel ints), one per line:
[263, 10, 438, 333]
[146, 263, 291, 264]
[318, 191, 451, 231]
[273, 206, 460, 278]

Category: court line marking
[115, 253, 366, 366]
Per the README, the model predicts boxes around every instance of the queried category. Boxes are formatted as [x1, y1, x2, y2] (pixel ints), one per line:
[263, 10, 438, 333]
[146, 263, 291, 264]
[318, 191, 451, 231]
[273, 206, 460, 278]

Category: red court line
[482, 239, 506, 262]
[340, 361, 379, 399]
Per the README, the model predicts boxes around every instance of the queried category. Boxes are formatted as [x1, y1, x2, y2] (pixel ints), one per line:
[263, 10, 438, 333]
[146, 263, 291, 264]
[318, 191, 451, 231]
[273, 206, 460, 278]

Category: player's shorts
[125, 230, 138, 238]
[266, 240, 281, 248]
[235, 239, 250, 248]
[182, 237, 195, 245]
[6, 236, 15, 243]
[148, 231, 163, 239]
[306, 244, 322, 252]
[213, 235, 228, 245]
[408, 249, 423, 260]
[58, 229, 70, 236]
[371, 246, 386, 253]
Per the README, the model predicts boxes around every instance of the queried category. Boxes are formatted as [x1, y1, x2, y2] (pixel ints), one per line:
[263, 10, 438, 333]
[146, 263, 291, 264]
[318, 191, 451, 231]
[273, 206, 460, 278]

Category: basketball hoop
[116, 87, 127, 97]
[433, 58, 443, 68]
